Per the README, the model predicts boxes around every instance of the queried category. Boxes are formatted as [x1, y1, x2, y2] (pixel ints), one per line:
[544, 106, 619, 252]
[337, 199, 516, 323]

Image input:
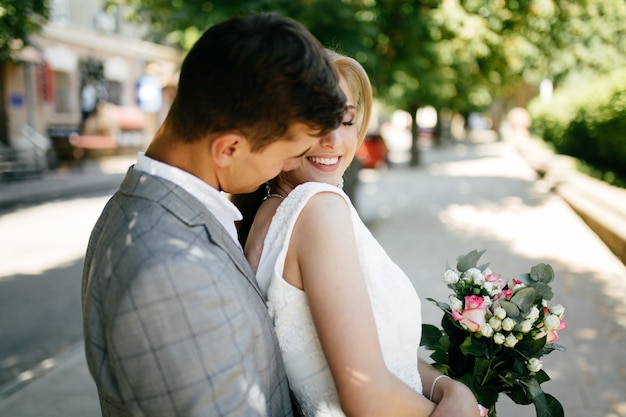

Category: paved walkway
[0, 137, 624, 416]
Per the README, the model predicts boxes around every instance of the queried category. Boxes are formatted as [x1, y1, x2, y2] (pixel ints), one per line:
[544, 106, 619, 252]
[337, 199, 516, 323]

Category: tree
[0, 0, 49, 145]
[104, 0, 626, 164]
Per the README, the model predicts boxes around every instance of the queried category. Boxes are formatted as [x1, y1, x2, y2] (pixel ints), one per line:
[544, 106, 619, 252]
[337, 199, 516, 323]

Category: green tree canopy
[104, 0, 626, 164]
[0, 0, 49, 61]
[107, 0, 626, 112]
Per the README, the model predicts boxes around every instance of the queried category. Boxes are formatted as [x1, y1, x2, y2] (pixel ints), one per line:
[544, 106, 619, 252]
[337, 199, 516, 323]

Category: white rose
[493, 332, 506, 345]
[483, 281, 494, 293]
[544, 314, 561, 330]
[526, 306, 540, 321]
[504, 333, 519, 347]
[465, 268, 484, 285]
[519, 319, 533, 333]
[502, 318, 515, 331]
[483, 296, 492, 307]
[550, 304, 565, 318]
[480, 323, 494, 338]
[488, 316, 502, 331]
[450, 296, 463, 312]
[442, 269, 459, 285]
[526, 358, 543, 373]
[493, 307, 506, 320]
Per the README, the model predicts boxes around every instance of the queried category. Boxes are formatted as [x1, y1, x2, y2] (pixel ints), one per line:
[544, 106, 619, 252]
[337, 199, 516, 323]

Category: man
[81, 13, 346, 417]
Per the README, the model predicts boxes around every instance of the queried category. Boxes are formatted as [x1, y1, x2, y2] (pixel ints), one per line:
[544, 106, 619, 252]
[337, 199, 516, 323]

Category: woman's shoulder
[288, 181, 349, 204]
[287, 183, 354, 230]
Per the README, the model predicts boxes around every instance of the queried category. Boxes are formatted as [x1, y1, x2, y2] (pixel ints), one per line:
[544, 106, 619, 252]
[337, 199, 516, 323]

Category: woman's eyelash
[342, 120, 355, 126]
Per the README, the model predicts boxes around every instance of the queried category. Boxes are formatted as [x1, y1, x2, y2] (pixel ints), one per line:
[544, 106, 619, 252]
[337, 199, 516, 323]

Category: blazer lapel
[120, 168, 265, 300]
[202, 218, 264, 299]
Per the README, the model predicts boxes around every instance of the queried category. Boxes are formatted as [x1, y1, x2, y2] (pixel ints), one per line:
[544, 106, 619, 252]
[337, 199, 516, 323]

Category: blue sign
[10, 93, 24, 107]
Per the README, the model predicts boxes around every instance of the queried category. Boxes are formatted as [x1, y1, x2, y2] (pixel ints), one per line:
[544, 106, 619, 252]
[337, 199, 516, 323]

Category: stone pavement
[0, 137, 625, 417]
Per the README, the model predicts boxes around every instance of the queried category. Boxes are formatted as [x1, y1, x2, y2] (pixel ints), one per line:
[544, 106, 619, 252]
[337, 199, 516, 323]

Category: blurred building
[3, 0, 181, 163]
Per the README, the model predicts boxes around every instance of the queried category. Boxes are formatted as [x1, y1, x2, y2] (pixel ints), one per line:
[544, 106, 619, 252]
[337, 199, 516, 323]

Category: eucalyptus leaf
[544, 342, 566, 352]
[498, 300, 521, 318]
[456, 249, 486, 272]
[477, 262, 491, 272]
[518, 272, 532, 285]
[427, 297, 452, 314]
[510, 287, 536, 312]
[531, 282, 554, 300]
[530, 263, 554, 283]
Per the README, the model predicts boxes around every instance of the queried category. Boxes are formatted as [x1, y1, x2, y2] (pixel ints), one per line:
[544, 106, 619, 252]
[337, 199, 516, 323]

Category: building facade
[4, 0, 180, 161]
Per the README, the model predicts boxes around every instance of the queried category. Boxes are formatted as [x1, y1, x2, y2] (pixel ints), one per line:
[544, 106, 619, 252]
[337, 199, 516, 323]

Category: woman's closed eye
[343, 105, 357, 126]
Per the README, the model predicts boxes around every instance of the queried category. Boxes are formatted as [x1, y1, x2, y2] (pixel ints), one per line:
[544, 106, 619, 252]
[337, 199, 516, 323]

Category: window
[53, 71, 71, 113]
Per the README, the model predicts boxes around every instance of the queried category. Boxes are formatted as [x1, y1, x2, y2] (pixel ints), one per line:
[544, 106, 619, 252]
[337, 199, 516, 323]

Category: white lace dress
[256, 182, 423, 417]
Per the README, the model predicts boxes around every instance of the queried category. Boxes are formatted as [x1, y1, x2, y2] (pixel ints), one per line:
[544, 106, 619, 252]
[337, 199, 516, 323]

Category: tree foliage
[104, 0, 626, 115]
[0, 0, 49, 61]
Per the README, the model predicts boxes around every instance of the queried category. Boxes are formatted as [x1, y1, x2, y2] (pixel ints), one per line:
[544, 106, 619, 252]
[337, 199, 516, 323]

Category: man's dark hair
[167, 13, 346, 150]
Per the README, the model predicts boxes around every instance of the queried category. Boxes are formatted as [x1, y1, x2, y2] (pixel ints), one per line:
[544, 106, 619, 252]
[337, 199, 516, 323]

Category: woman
[233, 50, 481, 417]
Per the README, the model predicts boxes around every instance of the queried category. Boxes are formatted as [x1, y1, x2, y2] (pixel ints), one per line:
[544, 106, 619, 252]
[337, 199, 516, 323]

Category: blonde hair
[326, 50, 373, 147]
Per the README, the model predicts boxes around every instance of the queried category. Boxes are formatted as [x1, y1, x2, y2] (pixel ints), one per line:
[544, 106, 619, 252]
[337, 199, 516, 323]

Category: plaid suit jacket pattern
[82, 168, 293, 417]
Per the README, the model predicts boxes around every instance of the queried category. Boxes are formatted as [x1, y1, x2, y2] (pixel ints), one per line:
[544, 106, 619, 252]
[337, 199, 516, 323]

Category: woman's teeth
[308, 156, 339, 165]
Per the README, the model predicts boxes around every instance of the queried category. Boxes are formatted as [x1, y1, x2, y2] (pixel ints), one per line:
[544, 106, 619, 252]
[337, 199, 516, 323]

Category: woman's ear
[211, 133, 248, 168]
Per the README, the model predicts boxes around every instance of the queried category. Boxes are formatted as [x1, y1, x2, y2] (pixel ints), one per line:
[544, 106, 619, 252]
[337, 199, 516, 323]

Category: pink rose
[485, 273, 506, 289]
[536, 308, 567, 342]
[547, 319, 567, 342]
[452, 295, 489, 332]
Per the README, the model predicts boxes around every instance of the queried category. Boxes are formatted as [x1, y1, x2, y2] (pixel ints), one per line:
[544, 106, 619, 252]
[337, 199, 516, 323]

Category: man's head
[166, 13, 346, 150]
[148, 13, 347, 193]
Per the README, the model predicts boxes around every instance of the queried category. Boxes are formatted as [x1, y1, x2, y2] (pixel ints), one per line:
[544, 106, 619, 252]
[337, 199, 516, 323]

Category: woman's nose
[319, 129, 340, 147]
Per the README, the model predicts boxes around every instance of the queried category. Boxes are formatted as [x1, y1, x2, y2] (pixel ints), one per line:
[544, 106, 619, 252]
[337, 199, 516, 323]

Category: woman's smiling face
[279, 76, 358, 189]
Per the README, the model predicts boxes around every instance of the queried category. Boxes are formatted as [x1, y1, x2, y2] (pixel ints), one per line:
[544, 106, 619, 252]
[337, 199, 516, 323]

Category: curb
[509, 135, 626, 266]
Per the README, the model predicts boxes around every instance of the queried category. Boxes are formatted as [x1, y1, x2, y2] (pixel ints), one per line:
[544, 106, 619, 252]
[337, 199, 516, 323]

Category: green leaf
[426, 297, 452, 314]
[506, 385, 533, 405]
[533, 369, 551, 385]
[510, 287, 536, 312]
[521, 378, 564, 417]
[529, 263, 554, 284]
[516, 336, 547, 357]
[420, 324, 443, 348]
[430, 349, 449, 365]
[498, 300, 521, 318]
[518, 273, 532, 285]
[460, 335, 488, 357]
[531, 282, 554, 300]
[544, 342, 566, 353]
[442, 313, 467, 342]
[456, 249, 486, 272]
[477, 262, 491, 272]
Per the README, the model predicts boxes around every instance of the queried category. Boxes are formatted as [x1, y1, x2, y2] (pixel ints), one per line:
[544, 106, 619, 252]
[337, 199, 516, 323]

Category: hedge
[528, 70, 626, 183]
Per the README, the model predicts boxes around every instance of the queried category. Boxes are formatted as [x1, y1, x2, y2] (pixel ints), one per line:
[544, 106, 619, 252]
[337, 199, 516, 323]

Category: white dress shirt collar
[134, 152, 243, 248]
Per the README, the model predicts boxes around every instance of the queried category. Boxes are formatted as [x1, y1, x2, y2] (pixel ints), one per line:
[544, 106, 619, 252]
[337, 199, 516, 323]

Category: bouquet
[420, 250, 566, 417]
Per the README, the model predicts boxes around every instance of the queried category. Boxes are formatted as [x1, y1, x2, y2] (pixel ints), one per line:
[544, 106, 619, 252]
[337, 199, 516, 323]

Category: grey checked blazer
[82, 167, 294, 417]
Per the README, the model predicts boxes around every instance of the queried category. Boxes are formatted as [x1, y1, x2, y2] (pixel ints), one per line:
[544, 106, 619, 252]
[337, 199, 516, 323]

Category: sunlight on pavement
[0, 196, 110, 277]
[428, 143, 537, 181]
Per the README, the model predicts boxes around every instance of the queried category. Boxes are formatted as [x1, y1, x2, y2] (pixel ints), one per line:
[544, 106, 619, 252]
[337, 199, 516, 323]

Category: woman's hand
[429, 376, 481, 417]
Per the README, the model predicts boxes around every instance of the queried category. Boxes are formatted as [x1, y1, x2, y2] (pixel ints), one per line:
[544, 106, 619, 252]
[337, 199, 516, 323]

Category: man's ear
[211, 133, 247, 168]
